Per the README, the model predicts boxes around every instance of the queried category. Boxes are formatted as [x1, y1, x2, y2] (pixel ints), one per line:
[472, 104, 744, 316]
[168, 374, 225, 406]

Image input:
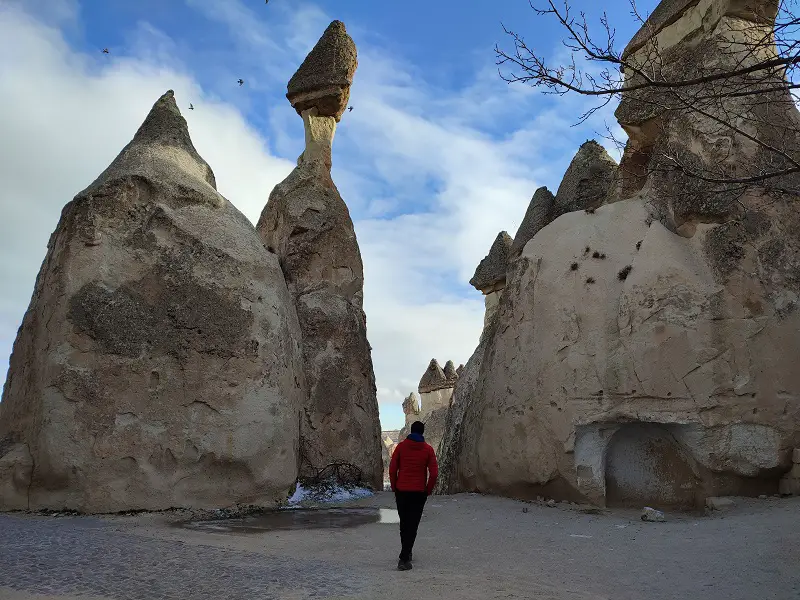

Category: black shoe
[397, 559, 412, 571]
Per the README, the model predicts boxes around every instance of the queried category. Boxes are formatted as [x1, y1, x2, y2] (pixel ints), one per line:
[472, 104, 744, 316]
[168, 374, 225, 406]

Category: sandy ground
[2, 492, 799, 600]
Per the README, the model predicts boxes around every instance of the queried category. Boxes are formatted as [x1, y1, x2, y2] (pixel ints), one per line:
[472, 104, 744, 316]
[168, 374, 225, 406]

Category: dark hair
[410, 421, 425, 435]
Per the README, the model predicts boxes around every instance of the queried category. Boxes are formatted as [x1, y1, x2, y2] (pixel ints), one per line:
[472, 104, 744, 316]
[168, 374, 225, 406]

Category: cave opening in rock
[604, 422, 701, 509]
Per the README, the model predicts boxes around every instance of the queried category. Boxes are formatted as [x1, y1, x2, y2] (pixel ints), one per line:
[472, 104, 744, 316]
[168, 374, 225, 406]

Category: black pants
[395, 491, 427, 561]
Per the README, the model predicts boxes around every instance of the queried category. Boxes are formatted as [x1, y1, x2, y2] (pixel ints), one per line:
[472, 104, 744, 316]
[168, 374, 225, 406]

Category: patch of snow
[286, 481, 374, 506]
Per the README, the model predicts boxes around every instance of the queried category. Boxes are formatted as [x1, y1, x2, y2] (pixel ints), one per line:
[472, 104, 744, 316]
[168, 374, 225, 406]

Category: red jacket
[389, 437, 439, 494]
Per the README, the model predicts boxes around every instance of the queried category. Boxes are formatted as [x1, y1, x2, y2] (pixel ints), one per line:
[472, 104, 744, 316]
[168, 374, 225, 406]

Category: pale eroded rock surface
[0, 91, 306, 512]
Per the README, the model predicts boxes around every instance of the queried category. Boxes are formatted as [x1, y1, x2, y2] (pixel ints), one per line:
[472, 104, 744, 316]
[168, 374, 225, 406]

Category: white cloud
[0, 1, 623, 431]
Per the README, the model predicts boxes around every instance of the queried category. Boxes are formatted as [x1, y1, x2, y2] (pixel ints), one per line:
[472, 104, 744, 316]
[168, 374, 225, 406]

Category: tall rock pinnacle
[258, 21, 383, 489]
[0, 91, 306, 512]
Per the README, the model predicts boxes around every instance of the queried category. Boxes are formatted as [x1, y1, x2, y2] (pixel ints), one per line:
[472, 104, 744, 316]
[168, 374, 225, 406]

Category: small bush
[592, 251, 600, 258]
[584, 246, 591, 254]
[586, 277, 596, 284]
[618, 265, 633, 281]
[570, 262, 579, 271]
[636, 240, 642, 251]
[600, 253, 606, 259]
[585, 207, 596, 214]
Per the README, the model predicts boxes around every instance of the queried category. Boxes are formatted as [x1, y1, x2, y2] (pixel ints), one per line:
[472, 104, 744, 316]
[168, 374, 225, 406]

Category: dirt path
[2, 493, 798, 600]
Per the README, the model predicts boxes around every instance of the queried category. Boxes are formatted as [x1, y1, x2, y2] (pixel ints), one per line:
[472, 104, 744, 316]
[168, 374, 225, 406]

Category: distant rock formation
[418, 359, 449, 393]
[437, 0, 800, 508]
[258, 21, 383, 489]
[0, 91, 306, 512]
[470, 231, 513, 328]
[551, 140, 618, 219]
[510, 186, 555, 259]
[381, 430, 401, 484]
[400, 359, 459, 454]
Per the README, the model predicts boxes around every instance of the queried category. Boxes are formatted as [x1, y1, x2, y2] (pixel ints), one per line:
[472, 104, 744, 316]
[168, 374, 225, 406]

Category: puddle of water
[178, 507, 399, 534]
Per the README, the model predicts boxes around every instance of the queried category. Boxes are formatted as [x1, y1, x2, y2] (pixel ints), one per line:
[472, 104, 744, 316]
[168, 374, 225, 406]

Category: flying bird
[102, 48, 109, 54]
[347, 106, 353, 112]
[189, 104, 194, 110]
[237, 79, 244, 86]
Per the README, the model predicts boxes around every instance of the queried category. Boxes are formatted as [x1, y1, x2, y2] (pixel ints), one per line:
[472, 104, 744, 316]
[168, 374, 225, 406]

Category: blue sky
[0, 0, 657, 429]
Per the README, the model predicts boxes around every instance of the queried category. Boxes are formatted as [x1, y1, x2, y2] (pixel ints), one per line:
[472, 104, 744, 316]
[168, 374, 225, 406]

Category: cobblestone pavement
[0, 514, 363, 599]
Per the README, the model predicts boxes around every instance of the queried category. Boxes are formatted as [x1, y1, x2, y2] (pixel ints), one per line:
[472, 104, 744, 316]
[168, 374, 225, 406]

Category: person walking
[388, 421, 438, 571]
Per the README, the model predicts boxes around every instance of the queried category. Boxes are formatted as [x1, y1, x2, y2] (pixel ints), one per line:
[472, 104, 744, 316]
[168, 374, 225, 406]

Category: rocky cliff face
[437, 0, 800, 507]
[0, 91, 306, 512]
[257, 21, 383, 489]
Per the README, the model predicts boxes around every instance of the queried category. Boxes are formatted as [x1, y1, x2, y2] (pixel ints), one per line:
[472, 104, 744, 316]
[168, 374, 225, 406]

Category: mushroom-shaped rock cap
[419, 359, 450, 393]
[287, 20, 357, 121]
[552, 140, 617, 219]
[511, 186, 555, 258]
[78, 90, 218, 199]
[469, 231, 513, 292]
[443, 360, 458, 381]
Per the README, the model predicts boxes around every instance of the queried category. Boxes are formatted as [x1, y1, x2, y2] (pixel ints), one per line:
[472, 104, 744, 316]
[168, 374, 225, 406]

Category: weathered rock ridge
[437, 0, 800, 508]
[258, 21, 383, 489]
[0, 91, 306, 512]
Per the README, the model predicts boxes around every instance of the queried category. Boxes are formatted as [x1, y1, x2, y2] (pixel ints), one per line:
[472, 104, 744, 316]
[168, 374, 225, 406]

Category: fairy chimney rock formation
[510, 186, 556, 258]
[257, 22, 383, 489]
[417, 359, 457, 417]
[287, 20, 357, 122]
[552, 140, 618, 218]
[437, 0, 800, 507]
[470, 231, 513, 327]
[456, 364, 465, 377]
[400, 359, 458, 452]
[0, 91, 306, 512]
